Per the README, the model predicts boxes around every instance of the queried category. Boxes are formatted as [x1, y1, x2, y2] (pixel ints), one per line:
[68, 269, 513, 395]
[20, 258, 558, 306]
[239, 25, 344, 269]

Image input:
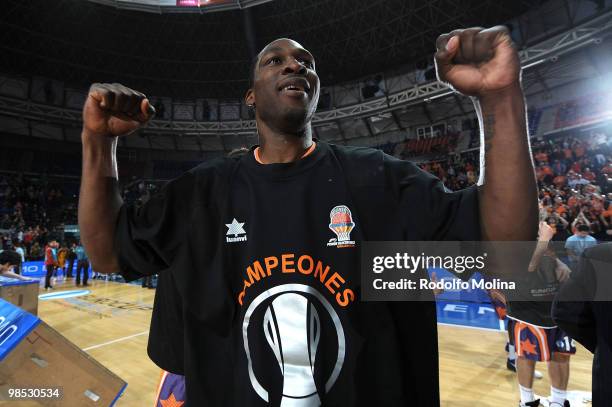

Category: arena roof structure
[88, 0, 274, 14]
[1, 0, 611, 157]
[3, 0, 540, 99]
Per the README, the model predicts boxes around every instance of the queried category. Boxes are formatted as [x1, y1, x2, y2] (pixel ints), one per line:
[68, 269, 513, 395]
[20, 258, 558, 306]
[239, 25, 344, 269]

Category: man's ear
[245, 89, 255, 107]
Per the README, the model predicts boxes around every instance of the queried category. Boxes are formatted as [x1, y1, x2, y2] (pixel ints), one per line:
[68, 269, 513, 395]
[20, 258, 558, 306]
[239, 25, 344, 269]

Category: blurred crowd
[419, 131, 612, 241]
[0, 130, 610, 262]
[0, 173, 77, 260]
[0, 172, 161, 261]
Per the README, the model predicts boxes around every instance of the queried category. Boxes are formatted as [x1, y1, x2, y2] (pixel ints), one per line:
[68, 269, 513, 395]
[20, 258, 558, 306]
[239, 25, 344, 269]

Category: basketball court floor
[18, 276, 593, 406]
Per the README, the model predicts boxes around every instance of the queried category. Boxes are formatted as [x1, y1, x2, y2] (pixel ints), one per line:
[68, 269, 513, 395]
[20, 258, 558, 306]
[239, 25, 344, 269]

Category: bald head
[244, 37, 320, 136]
[249, 38, 315, 88]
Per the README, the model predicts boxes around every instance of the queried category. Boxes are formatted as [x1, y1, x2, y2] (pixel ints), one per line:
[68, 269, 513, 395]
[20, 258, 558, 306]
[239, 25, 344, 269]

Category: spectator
[565, 224, 597, 268]
[30, 241, 43, 260]
[0, 250, 33, 281]
[57, 242, 68, 277]
[75, 242, 89, 286]
[12, 239, 25, 272]
[44, 239, 58, 290]
[66, 242, 77, 278]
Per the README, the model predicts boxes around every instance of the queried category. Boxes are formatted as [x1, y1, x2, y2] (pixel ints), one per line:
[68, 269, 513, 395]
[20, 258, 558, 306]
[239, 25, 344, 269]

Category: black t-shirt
[507, 253, 561, 328]
[552, 243, 612, 407]
[115, 141, 481, 406]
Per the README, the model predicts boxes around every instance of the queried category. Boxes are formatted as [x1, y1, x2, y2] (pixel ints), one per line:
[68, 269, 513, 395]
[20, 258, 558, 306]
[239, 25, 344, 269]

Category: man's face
[0, 262, 13, 273]
[246, 39, 320, 133]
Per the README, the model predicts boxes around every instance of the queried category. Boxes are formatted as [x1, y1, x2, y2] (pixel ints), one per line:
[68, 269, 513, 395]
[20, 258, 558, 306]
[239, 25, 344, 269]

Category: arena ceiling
[2, 0, 542, 99]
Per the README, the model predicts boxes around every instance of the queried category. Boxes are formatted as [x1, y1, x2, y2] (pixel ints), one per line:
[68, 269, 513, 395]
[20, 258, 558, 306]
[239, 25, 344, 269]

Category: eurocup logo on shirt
[327, 205, 356, 248]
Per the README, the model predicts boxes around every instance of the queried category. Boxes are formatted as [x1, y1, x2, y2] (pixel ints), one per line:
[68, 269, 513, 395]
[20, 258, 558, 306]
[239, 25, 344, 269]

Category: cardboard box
[0, 298, 127, 406]
[0, 276, 40, 315]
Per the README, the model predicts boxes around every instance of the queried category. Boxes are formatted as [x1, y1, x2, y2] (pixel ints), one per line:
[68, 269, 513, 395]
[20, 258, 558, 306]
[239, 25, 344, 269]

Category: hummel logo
[226, 218, 247, 243]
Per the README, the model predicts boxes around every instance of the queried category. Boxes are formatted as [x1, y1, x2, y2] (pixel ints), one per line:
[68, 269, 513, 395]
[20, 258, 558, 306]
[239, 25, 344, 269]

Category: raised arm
[555, 212, 569, 228]
[78, 83, 154, 274]
[527, 222, 555, 272]
[435, 26, 538, 241]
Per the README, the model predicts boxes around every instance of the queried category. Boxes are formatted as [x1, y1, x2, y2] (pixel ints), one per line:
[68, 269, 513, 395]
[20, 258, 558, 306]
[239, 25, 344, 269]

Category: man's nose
[283, 58, 307, 75]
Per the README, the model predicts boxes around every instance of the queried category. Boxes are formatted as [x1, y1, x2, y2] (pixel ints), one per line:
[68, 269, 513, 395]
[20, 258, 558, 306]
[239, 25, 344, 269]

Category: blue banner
[436, 300, 505, 331]
[0, 298, 41, 361]
[428, 268, 492, 303]
[21, 261, 47, 277]
[21, 261, 76, 278]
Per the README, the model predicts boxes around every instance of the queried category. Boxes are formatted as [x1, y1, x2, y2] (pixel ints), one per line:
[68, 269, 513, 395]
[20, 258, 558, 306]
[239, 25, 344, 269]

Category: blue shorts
[155, 371, 185, 407]
[508, 319, 576, 362]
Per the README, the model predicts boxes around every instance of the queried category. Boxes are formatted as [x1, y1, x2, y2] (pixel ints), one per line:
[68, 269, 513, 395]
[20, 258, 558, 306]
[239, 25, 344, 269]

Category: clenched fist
[434, 26, 520, 97]
[538, 221, 556, 242]
[83, 83, 155, 138]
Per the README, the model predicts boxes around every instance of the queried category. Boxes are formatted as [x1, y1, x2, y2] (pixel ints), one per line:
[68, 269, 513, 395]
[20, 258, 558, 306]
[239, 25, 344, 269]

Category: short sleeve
[385, 155, 481, 241]
[114, 171, 199, 281]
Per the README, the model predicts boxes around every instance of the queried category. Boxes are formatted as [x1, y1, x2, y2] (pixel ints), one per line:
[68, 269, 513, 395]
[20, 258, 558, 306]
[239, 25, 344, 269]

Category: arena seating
[1, 129, 610, 260]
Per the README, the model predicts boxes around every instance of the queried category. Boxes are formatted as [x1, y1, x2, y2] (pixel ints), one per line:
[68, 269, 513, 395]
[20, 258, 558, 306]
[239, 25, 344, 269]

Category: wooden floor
[27, 278, 592, 407]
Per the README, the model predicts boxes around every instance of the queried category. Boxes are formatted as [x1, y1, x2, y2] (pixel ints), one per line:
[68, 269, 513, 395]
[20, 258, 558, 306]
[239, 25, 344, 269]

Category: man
[0, 250, 33, 281]
[565, 224, 597, 268]
[485, 287, 546, 380]
[67, 242, 77, 278]
[12, 238, 26, 268]
[79, 28, 538, 405]
[75, 242, 89, 286]
[57, 242, 69, 278]
[43, 239, 58, 290]
[507, 222, 574, 407]
[552, 243, 612, 407]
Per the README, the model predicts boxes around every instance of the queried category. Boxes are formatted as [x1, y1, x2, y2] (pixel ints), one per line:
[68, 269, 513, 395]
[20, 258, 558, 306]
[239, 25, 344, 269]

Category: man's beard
[282, 105, 310, 131]
[260, 104, 311, 134]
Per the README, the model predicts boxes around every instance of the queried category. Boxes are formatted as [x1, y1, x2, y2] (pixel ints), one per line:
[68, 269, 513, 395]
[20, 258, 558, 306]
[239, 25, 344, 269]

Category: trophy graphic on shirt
[263, 292, 321, 406]
[329, 205, 354, 242]
[328, 205, 356, 248]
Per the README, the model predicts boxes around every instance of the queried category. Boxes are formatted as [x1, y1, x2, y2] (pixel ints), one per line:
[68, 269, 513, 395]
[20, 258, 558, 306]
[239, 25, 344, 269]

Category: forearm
[555, 258, 571, 276]
[571, 218, 579, 229]
[528, 239, 551, 272]
[78, 132, 122, 273]
[475, 83, 538, 240]
[1, 270, 30, 281]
